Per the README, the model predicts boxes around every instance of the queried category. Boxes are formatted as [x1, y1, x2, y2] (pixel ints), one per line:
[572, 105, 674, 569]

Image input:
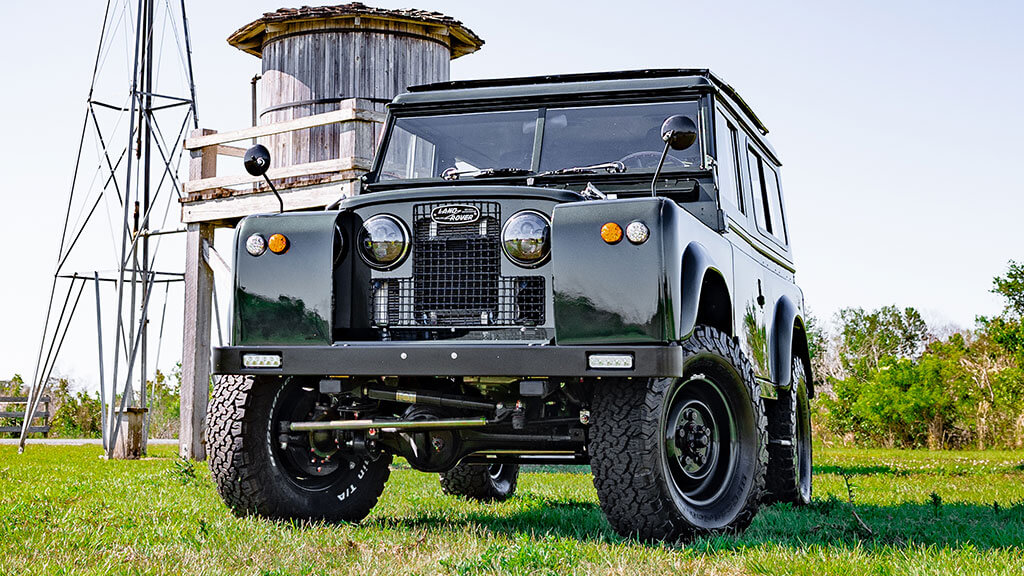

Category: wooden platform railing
[0, 395, 51, 435]
[181, 98, 385, 224]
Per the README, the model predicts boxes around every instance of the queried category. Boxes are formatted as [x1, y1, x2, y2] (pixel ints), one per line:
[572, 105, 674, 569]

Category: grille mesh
[414, 202, 501, 323]
[369, 201, 546, 328]
[372, 277, 545, 327]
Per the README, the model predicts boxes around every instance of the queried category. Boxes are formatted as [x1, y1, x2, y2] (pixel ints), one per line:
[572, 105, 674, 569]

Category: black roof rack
[406, 68, 768, 135]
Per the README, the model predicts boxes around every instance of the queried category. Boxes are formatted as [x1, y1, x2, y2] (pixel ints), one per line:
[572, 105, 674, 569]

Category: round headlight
[245, 233, 266, 257]
[502, 210, 551, 267]
[357, 214, 409, 269]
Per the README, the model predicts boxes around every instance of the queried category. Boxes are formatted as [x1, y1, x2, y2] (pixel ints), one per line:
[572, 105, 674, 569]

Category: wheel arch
[770, 296, 815, 398]
[791, 316, 815, 399]
[680, 242, 732, 339]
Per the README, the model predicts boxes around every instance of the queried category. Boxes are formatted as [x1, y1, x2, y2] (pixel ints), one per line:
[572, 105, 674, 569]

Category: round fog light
[626, 221, 650, 244]
[245, 234, 266, 256]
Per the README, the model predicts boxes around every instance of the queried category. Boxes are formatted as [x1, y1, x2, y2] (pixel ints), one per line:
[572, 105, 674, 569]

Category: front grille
[369, 201, 546, 328]
[371, 277, 545, 327]
[414, 201, 501, 323]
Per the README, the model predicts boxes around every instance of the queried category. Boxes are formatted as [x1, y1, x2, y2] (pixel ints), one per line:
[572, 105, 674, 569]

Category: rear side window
[746, 147, 787, 245]
[714, 114, 742, 213]
[762, 162, 787, 244]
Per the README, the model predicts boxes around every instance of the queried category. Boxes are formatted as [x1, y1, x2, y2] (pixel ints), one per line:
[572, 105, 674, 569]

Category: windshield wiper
[438, 161, 626, 182]
[536, 161, 626, 177]
[440, 166, 535, 181]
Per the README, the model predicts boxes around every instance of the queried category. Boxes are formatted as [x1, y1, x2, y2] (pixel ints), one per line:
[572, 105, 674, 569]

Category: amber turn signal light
[268, 233, 289, 254]
[600, 222, 622, 244]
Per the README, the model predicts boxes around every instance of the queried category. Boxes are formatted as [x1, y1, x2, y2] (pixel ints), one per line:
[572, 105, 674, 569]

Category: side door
[748, 147, 803, 386]
[714, 106, 771, 380]
[741, 139, 801, 386]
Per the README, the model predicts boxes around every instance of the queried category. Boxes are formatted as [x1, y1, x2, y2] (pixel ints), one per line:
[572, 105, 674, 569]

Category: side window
[746, 148, 770, 232]
[762, 163, 788, 244]
[746, 146, 787, 245]
[714, 112, 743, 213]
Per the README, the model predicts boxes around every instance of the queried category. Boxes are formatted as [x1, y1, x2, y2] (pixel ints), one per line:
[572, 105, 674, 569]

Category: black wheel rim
[663, 375, 738, 507]
[487, 464, 505, 481]
[269, 379, 357, 492]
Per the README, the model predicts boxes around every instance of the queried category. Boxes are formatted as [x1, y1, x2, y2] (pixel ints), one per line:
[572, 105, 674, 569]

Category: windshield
[376, 100, 702, 181]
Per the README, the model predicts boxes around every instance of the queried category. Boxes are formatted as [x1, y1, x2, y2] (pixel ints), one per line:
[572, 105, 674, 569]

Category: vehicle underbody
[278, 375, 592, 471]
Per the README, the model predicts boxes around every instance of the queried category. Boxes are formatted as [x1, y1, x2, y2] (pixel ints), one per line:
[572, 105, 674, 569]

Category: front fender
[232, 212, 341, 346]
[550, 197, 731, 345]
[551, 198, 678, 344]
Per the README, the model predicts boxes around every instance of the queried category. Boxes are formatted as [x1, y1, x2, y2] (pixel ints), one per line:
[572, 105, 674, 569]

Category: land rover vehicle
[207, 69, 814, 541]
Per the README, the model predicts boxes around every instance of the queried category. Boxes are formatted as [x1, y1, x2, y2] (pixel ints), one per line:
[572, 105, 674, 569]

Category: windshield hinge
[581, 182, 607, 200]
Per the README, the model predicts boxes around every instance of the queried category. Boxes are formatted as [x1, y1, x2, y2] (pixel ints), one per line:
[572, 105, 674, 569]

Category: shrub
[146, 366, 181, 439]
[49, 379, 102, 438]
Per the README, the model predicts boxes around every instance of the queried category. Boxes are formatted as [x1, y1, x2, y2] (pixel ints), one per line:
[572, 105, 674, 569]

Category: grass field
[1, 444, 1023, 575]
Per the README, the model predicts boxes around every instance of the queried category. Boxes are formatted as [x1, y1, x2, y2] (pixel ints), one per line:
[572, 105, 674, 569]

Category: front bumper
[212, 343, 684, 378]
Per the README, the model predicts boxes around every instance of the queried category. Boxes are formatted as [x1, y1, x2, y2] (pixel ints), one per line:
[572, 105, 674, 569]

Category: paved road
[0, 438, 178, 446]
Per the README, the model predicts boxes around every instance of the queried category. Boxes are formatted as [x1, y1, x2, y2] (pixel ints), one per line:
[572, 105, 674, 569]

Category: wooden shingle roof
[227, 3, 484, 58]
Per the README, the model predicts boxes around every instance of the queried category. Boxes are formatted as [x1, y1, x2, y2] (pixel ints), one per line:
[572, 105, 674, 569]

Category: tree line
[810, 261, 1024, 450]
[0, 368, 182, 439]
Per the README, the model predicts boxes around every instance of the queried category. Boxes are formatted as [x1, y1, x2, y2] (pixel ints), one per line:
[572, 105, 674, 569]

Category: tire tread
[589, 326, 767, 541]
[765, 358, 812, 505]
[206, 375, 391, 522]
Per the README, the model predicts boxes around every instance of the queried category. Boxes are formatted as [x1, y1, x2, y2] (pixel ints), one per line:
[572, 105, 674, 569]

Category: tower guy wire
[18, 0, 198, 456]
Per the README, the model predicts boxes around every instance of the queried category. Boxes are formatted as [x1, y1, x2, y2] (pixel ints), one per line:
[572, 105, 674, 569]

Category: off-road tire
[589, 325, 767, 541]
[765, 358, 813, 505]
[206, 374, 392, 522]
[440, 463, 520, 501]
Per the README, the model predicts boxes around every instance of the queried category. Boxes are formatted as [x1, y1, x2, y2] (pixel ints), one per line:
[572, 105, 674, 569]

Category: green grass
[1, 445, 1023, 575]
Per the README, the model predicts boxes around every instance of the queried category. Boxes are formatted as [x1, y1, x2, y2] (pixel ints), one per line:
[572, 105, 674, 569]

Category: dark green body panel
[552, 198, 678, 344]
[233, 212, 339, 346]
[550, 197, 733, 346]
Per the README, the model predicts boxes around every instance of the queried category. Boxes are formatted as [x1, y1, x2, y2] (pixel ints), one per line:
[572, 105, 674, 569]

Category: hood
[337, 185, 582, 211]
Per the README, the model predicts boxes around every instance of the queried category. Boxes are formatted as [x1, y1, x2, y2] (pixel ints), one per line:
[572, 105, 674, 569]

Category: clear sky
[1, 0, 1022, 390]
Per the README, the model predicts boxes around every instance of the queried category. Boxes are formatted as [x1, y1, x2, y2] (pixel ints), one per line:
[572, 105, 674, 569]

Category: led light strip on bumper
[242, 353, 282, 368]
[587, 353, 634, 369]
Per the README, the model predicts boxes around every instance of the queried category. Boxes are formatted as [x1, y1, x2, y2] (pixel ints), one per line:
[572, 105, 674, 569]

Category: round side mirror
[660, 115, 698, 151]
[243, 144, 272, 177]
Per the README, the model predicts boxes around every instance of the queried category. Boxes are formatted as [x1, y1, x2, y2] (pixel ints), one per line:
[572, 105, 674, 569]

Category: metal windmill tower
[18, 0, 199, 457]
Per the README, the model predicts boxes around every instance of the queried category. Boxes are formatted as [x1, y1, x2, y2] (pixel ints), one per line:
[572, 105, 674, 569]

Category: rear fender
[771, 295, 812, 392]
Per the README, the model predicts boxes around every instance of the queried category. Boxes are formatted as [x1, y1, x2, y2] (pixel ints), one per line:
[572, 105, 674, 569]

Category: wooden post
[180, 129, 217, 460]
[113, 407, 147, 459]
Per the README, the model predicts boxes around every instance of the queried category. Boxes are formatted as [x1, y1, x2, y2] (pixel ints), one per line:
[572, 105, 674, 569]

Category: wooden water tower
[229, 3, 484, 172]
[177, 3, 483, 459]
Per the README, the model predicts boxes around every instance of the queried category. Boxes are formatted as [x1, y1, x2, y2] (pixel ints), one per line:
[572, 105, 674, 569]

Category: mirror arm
[262, 174, 284, 213]
[650, 140, 672, 197]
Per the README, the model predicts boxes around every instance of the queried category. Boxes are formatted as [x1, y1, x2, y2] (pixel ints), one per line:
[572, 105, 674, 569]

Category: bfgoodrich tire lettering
[589, 325, 768, 541]
[206, 374, 391, 522]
